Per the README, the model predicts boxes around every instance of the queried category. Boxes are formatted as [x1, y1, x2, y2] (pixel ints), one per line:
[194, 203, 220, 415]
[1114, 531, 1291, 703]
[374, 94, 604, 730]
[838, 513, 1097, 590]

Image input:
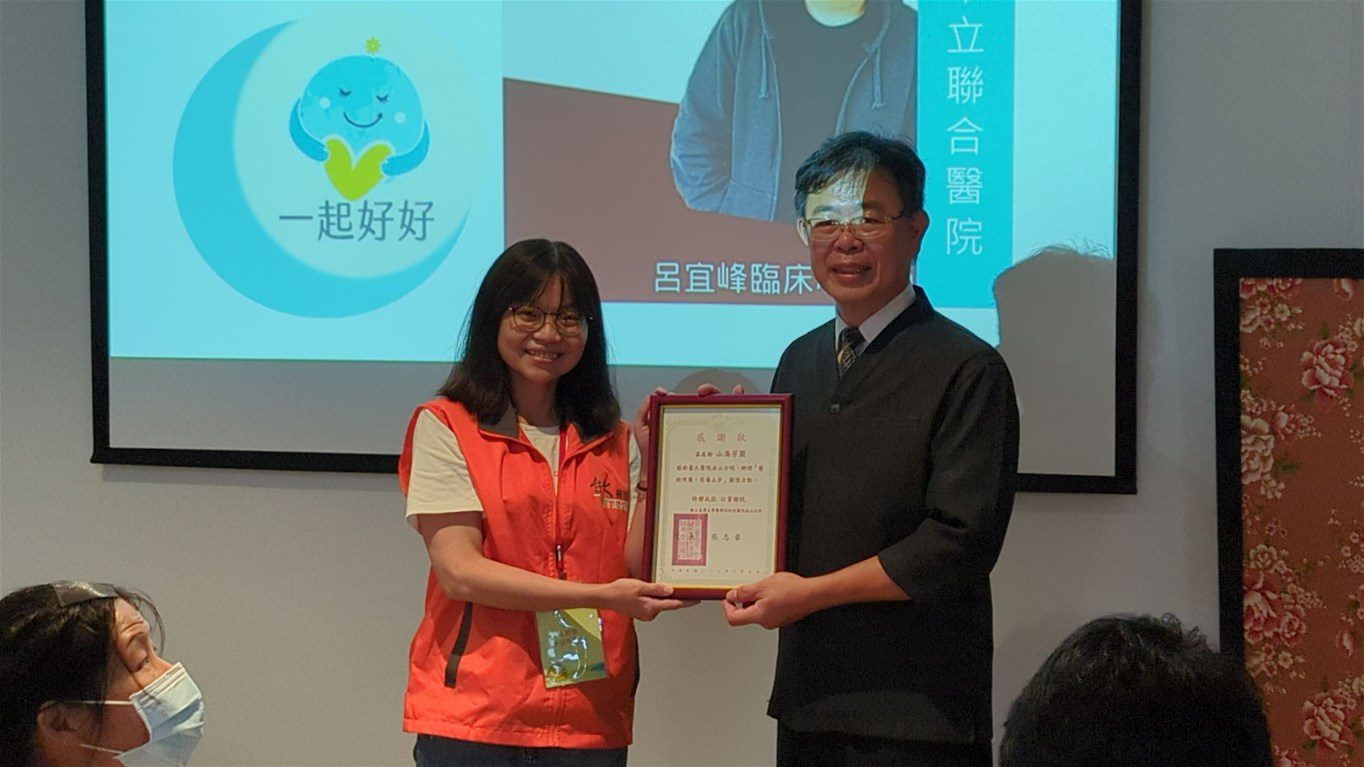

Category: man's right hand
[722, 572, 822, 629]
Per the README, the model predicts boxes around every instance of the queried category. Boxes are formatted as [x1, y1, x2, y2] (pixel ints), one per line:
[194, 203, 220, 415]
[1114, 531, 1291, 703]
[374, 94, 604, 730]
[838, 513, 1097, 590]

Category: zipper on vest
[553, 429, 567, 580]
[552, 430, 569, 720]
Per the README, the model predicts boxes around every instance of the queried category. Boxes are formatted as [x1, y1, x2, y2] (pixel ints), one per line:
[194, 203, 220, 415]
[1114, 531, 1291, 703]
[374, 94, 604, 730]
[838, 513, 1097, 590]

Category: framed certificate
[642, 394, 791, 599]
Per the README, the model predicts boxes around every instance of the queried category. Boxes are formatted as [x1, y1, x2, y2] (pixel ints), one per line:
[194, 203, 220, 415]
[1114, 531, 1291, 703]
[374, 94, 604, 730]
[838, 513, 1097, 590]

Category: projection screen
[88, 0, 1139, 493]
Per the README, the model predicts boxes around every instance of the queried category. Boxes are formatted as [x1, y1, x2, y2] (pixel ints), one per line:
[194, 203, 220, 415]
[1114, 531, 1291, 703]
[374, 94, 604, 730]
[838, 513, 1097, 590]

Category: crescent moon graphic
[173, 23, 463, 318]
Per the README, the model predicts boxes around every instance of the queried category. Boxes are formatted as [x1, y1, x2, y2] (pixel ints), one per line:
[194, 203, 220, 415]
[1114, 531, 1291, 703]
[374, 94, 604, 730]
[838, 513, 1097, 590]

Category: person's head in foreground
[440, 238, 618, 436]
[794, 130, 929, 326]
[0, 581, 203, 767]
[999, 614, 1271, 767]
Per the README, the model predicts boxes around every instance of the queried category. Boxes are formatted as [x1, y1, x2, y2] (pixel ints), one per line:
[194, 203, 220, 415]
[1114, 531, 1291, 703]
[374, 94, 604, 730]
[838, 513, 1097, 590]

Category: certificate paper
[644, 395, 790, 599]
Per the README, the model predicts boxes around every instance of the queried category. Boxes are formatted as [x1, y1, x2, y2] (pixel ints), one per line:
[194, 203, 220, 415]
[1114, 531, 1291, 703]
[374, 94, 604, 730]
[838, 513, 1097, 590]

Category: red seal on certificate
[671, 513, 708, 566]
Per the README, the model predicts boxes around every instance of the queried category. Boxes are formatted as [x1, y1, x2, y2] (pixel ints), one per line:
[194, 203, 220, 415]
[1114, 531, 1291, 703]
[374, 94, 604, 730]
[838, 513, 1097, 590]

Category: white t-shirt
[405, 409, 642, 529]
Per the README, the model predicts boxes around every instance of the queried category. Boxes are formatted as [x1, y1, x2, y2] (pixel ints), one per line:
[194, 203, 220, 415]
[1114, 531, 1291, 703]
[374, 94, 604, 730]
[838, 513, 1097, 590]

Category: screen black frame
[87, 0, 1141, 488]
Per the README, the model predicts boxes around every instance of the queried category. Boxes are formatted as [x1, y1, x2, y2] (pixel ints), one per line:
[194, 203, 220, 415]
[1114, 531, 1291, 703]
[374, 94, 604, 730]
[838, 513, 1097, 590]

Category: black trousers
[413, 735, 627, 767]
[776, 722, 992, 767]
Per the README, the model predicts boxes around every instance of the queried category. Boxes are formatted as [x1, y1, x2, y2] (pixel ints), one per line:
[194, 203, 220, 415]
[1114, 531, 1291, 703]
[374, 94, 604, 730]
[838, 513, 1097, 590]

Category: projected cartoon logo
[173, 13, 483, 318]
[290, 40, 430, 201]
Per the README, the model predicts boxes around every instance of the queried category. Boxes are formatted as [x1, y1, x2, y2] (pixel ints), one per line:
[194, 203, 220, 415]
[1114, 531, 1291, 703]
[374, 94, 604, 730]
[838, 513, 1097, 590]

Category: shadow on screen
[994, 246, 1116, 475]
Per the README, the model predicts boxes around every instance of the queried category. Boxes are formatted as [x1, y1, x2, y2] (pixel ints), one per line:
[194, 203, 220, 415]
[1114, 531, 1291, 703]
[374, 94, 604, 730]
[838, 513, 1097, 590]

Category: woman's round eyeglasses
[506, 305, 588, 337]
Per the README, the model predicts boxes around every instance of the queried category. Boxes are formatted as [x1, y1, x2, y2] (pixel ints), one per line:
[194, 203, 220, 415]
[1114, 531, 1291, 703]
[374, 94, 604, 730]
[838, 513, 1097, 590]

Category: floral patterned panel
[1239, 278, 1364, 765]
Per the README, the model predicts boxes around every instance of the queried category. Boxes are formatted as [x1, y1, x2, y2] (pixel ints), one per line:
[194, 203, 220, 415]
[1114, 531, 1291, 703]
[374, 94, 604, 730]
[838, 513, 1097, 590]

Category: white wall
[2, 1, 1362, 764]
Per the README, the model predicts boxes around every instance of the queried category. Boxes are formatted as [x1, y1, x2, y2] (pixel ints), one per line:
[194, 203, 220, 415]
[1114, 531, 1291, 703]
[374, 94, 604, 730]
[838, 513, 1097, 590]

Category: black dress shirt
[768, 286, 1019, 745]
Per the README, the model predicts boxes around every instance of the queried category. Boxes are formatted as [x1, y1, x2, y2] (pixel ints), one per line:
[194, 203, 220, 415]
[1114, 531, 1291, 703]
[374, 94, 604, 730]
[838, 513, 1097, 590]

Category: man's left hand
[722, 572, 822, 629]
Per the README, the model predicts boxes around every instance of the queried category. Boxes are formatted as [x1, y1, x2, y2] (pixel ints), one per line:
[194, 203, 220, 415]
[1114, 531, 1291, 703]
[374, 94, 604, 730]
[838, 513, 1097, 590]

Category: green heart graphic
[323, 138, 393, 201]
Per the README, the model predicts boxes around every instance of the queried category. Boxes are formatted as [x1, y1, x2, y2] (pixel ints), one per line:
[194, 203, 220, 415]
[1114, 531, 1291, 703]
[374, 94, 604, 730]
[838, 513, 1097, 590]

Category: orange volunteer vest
[398, 398, 638, 748]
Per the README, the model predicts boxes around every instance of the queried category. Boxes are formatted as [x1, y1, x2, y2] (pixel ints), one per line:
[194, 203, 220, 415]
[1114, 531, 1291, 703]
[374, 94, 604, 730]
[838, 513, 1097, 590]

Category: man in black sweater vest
[723, 132, 1019, 766]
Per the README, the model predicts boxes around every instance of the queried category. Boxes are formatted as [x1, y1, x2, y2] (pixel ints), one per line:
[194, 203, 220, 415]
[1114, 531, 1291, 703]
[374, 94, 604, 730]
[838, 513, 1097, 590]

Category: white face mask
[81, 662, 204, 766]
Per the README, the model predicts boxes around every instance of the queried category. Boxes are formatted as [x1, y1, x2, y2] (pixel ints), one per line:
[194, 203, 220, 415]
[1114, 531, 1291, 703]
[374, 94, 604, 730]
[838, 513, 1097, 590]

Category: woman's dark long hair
[438, 239, 621, 438]
[0, 582, 161, 767]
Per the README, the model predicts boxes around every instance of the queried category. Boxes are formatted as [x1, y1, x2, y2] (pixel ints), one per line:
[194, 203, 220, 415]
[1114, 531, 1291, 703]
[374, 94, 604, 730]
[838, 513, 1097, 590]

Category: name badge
[535, 608, 609, 688]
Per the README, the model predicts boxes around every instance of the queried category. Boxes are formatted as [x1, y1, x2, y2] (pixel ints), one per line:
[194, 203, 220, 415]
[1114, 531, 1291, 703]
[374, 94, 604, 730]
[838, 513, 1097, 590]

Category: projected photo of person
[670, 0, 918, 223]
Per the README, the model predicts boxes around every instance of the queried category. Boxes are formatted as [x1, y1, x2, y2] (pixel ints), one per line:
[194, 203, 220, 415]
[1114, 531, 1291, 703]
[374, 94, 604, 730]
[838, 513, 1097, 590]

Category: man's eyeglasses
[798, 212, 907, 244]
[506, 305, 588, 336]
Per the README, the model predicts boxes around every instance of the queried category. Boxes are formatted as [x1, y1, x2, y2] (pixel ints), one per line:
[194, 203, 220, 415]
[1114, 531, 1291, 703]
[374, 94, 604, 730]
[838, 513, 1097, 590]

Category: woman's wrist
[590, 580, 621, 612]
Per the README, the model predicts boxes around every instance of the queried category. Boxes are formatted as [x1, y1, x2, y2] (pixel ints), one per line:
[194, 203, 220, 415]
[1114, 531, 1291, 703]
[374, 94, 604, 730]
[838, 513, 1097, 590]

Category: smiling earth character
[290, 46, 431, 200]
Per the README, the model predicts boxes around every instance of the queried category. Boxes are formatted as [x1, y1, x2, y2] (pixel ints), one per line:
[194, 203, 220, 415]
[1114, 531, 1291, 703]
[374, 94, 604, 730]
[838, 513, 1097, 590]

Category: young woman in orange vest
[398, 239, 693, 766]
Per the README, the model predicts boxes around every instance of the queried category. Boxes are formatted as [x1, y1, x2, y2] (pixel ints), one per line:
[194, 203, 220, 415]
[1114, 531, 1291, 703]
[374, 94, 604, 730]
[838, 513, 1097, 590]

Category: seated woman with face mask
[0, 581, 204, 767]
